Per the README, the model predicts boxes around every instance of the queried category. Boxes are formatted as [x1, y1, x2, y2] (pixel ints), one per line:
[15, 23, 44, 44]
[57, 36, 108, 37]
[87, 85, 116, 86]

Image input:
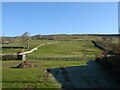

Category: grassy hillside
[2, 35, 120, 88]
[2, 40, 57, 54]
[2, 35, 118, 54]
[28, 41, 99, 58]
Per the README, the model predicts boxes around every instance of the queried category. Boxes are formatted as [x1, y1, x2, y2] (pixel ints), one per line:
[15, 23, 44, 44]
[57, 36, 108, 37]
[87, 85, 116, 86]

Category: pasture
[2, 60, 87, 88]
[2, 40, 58, 54]
[28, 41, 99, 58]
[2, 35, 120, 88]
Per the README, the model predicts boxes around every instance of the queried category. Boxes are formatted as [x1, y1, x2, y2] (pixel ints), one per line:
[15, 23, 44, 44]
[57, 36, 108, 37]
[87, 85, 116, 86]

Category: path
[49, 61, 120, 88]
[19, 42, 58, 55]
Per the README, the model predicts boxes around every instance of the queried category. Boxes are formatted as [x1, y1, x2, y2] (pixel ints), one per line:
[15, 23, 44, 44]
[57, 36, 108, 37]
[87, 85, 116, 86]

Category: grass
[2, 40, 58, 54]
[28, 41, 99, 58]
[2, 36, 118, 54]
[2, 49, 22, 54]
[53, 35, 101, 40]
[2, 36, 119, 88]
[2, 59, 88, 88]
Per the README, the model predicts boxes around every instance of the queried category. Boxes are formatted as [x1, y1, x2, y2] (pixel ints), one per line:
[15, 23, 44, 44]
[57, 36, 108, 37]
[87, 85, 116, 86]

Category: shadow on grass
[47, 61, 120, 89]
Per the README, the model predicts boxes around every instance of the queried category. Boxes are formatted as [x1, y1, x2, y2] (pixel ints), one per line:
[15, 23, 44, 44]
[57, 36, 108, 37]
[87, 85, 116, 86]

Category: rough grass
[2, 60, 87, 88]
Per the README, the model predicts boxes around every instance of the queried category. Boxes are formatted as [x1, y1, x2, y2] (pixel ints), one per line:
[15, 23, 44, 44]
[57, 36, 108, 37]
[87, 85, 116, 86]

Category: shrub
[95, 54, 120, 76]
[2, 55, 18, 60]
[95, 37, 118, 50]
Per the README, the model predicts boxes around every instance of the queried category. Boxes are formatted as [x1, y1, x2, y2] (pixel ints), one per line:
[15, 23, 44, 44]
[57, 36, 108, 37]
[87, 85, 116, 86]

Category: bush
[95, 36, 118, 50]
[96, 55, 120, 76]
[2, 55, 18, 60]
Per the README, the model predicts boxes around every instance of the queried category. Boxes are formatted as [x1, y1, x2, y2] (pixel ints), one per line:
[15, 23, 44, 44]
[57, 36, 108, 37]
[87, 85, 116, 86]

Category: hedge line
[2, 55, 18, 60]
[28, 56, 94, 61]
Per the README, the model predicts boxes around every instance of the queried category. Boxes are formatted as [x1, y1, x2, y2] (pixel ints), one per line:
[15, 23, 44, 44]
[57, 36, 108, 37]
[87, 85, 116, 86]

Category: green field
[2, 35, 119, 88]
[2, 40, 58, 54]
[2, 40, 99, 88]
[2, 35, 118, 54]
[28, 41, 99, 58]
[2, 60, 87, 88]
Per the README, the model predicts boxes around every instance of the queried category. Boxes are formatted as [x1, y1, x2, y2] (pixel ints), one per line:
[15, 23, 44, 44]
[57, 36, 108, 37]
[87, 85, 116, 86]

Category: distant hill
[1, 34, 120, 41]
[30, 34, 120, 40]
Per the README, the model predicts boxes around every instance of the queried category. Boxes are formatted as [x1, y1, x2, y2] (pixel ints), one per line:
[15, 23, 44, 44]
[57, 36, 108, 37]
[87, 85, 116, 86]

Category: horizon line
[2, 33, 119, 37]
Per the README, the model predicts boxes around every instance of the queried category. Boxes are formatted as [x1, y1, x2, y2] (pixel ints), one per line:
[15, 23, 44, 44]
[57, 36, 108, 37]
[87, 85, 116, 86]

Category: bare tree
[20, 32, 31, 49]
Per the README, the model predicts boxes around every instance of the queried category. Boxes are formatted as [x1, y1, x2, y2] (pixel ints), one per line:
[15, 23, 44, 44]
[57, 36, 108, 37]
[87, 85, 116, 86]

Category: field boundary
[28, 56, 94, 61]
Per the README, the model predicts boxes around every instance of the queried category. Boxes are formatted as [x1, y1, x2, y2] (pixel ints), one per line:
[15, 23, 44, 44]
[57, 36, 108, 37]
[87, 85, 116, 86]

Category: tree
[20, 32, 31, 49]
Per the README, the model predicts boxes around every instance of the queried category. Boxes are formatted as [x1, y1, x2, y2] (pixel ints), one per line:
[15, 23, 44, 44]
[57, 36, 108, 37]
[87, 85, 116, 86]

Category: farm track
[1, 42, 59, 55]
[19, 42, 59, 55]
[49, 61, 120, 88]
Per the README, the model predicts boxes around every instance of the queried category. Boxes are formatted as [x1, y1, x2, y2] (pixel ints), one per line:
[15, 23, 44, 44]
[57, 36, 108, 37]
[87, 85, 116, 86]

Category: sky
[2, 2, 118, 37]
